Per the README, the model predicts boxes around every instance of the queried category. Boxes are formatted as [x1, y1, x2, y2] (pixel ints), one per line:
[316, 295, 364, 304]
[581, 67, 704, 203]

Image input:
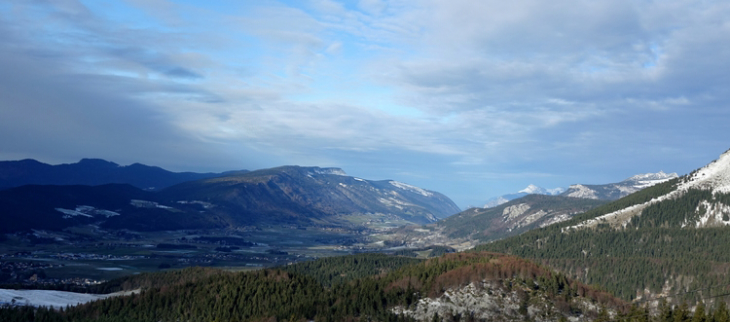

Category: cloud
[2, 0, 730, 207]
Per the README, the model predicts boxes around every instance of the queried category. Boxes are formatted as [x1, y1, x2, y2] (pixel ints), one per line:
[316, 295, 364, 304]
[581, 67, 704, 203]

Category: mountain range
[0, 161, 460, 233]
[482, 171, 678, 208]
[482, 184, 565, 208]
[560, 170, 678, 200]
[0, 158, 244, 191]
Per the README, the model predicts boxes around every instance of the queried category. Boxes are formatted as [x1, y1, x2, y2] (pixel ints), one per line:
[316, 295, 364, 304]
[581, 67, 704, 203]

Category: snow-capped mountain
[561, 170, 678, 200]
[565, 149, 730, 231]
[483, 171, 678, 208]
[483, 185, 565, 208]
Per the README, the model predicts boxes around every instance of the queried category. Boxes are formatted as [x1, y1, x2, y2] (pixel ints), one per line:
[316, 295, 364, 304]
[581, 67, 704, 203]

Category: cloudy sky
[1, 0, 729, 208]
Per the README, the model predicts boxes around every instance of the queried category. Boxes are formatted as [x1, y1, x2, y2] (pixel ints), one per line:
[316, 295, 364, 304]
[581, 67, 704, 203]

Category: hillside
[159, 165, 461, 226]
[380, 195, 605, 250]
[0, 165, 460, 234]
[440, 195, 606, 242]
[0, 158, 237, 191]
[477, 149, 730, 304]
[1, 252, 632, 322]
[0, 184, 228, 233]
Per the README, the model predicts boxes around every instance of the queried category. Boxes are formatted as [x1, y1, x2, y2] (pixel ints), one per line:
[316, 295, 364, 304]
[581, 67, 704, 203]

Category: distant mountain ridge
[482, 171, 677, 208]
[0, 158, 242, 190]
[482, 184, 565, 208]
[160, 165, 461, 226]
[0, 164, 460, 233]
[560, 170, 678, 200]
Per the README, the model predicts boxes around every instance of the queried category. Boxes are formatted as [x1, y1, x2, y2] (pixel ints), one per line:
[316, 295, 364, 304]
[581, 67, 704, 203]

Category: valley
[3, 152, 730, 321]
[0, 224, 422, 289]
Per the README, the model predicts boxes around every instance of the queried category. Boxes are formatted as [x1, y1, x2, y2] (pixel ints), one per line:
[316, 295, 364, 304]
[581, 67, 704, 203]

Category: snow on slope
[483, 185, 564, 208]
[310, 168, 347, 176]
[565, 150, 730, 231]
[563, 184, 598, 199]
[519, 185, 547, 194]
[0, 289, 136, 309]
[518, 185, 565, 195]
[683, 151, 730, 193]
[389, 181, 433, 197]
[628, 171, 678, 188]
[562, 171, 678, 200]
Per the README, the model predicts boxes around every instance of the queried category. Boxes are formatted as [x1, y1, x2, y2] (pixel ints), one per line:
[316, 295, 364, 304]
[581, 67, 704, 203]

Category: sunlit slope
[477, 149, 730, 304]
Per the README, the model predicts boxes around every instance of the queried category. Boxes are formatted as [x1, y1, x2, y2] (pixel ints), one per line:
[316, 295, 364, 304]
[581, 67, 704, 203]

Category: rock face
[438, 195, 606, 243]
[394, 282, 605, 322]
[387, 252, 627, 322]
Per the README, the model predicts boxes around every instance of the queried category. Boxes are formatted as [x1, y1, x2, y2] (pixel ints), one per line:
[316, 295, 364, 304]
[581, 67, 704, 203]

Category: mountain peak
[309, 167, 347, 176]
[683, 150, 730, 193]
[518, 184, 546, 194]
[624, 170, 678, 183]
[77, 158, 120, 168]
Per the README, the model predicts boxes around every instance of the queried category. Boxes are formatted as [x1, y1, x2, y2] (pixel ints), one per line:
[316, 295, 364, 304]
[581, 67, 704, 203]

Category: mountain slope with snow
[564, 150, 730, 230]
[477, 148, 730, 305]
[481, 171, 677, 209]
[483, 185, 565, 208]
[560, 171, 678, 201]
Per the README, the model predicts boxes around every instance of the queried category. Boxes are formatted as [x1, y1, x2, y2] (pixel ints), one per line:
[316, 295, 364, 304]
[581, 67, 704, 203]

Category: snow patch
[484, 196, 510, 208]
[0, 289, 135, 309]
[130, 200, 172, 209]
[56, 206, 120, 219]
[379, 197, 416, 210]
[389, 181, 433, 197]
[540, 213, 572, 228]
[518, 185, 565, 195]
[625, 171, 678, 183]
[310, 167, 347, 176]
[682, 150, 730, 193]
[519, 184, 546, 194]
[694, 200, 730, 227]
[563, 184, 598, 199]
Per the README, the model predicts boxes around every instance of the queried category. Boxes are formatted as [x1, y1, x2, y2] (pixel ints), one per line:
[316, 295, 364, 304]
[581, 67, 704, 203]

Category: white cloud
[2, 0, 730, 206]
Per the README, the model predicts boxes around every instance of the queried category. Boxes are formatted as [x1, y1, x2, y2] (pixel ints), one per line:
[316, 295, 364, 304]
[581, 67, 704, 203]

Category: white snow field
[0, 288, 136, 309]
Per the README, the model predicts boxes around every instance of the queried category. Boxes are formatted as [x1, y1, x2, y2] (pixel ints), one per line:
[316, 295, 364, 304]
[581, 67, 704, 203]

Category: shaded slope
[0, 184, 226, 233]
[0, 165, 459, 233]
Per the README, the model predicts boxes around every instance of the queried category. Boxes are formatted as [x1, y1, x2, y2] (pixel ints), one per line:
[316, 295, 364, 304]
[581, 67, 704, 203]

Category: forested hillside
[1, 252, 633, 322]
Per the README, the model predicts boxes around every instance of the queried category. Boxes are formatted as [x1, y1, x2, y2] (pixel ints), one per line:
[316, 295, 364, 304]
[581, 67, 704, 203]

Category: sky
[1, 0, 729, 209]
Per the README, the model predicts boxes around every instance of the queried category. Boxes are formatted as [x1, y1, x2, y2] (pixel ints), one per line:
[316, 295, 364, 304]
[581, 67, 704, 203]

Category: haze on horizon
[1, 0, 729, 208]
